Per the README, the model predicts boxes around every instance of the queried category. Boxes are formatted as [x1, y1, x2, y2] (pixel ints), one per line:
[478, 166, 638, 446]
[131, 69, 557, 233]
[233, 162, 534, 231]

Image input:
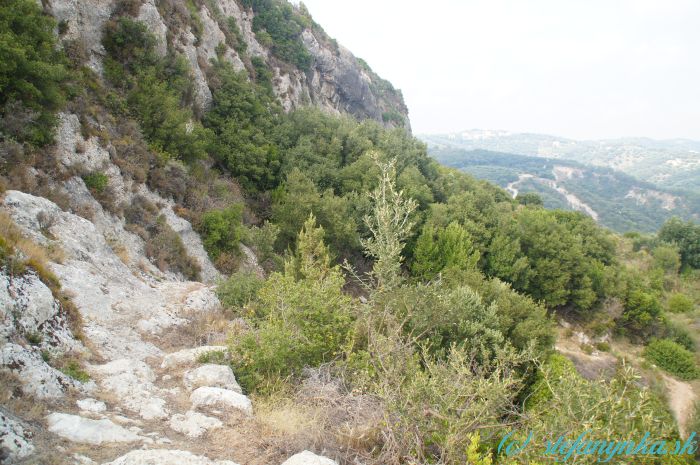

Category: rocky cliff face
[45, 0, 410, 129]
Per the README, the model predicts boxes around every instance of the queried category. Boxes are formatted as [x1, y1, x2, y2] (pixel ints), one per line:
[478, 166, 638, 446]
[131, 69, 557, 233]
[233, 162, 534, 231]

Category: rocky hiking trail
[0, 189, 337, 465]
[1, 188, 336, 465]
[0, 114, 337, 464]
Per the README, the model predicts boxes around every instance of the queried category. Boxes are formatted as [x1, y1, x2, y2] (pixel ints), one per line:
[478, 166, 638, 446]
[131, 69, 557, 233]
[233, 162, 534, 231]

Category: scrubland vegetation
[1, 0, 699, 463]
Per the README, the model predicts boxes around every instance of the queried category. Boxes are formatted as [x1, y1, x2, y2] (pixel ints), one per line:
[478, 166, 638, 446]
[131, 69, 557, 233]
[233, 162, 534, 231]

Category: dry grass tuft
[250, 367, 384, 465]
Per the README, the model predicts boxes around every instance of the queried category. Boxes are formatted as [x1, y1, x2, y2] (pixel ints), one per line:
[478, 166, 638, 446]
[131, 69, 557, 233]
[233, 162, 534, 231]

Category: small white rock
[73, 454, 97, 465]
[77, 398, 107, 413]
[169, 410, 223, 438]
[183, 364, 241, 393]
[47, 413, 143, 445]
[281, 451, 338, 465]
[190, 387, 252, 415]
[102, 449, 240, 465]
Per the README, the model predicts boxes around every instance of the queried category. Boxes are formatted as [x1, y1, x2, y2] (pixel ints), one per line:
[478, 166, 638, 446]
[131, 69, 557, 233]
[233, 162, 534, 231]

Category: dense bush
[619, 288, 662, 339]
[199, 204, 245, 262]
[0, 0, 68, 145]
[663, 321, 695, 352]
[659, 217, 700, 269]
[411, 221, 479, 280]
[644, 339, 699, 380]
[653, 244, 682, 274]
[668, 292, 694, 313]
[230, 216, 353, 392]
[216, 271, 263, 311]
[524, 355, 680, 465]
[244, 221, 281, 271]
[204, 59, 281, 190]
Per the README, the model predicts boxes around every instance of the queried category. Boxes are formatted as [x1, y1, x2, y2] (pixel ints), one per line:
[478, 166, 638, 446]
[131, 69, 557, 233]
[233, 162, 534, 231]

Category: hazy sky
[298, 0, 700, 140]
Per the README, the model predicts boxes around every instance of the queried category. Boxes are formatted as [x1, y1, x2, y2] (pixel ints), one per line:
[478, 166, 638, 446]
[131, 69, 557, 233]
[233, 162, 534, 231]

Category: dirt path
[662, 374, 697, 438]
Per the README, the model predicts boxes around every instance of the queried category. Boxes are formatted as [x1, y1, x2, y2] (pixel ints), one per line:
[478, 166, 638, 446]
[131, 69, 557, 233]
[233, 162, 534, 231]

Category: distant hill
[428, 147, 700, 233]
[421, 130, 700, 195]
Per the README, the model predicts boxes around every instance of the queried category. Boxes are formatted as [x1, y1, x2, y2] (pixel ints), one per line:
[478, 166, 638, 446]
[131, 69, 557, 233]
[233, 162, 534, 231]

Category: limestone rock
[46, 413, 143, 445]
[0, 270, 81, 353]
[0, 343, 91, 399]
[160, 346, 228, 370]
[77, 398, 107, 414]
[169, 410, 222, 438]
[47, 0, 113, 73]
[90, 359, 168, 420]
[137, 0, 168, 57]
[183, 364, 241, 393]
[190, 387, 252, 415]
[0, 409, 35, 462]
[103, 449, 240, 465]
[281, 451, 338, 465]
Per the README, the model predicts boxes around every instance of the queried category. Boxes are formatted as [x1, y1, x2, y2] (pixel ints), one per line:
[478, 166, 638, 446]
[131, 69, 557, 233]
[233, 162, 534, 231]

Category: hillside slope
[421, 130, 700, 194]
[1, 1, 699, 464]
[49, 0, 408, 129]
[430, 147, 700, 233]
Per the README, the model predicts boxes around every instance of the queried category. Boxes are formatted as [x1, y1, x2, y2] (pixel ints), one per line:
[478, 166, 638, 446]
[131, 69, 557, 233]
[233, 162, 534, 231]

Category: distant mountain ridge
[427, 147, 700, 233]
[421, 130, 700, 194]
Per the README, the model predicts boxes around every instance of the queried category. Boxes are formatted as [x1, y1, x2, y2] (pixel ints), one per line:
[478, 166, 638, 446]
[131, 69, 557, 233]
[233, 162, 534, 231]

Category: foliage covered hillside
[429, 147, 700, 233]
[1, 1, 700, 464]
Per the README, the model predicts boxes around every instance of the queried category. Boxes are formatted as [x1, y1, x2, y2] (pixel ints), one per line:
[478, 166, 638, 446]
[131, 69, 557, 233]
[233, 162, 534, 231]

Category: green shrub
[230, 216, 353, 393]
[668, 292, 694, 313]
[411, 221, 480, 280]
[664, 322, 696, 352]
[644, 339, 699, 380]
[251, 56, 273, 92]
[60, 360, 90, 383]
[204, 59, 281, 191]
[26, 331, 43, 345]
[0, 0, 69, 146]
[226, 17, 247, 54]
[200, 204, 244, 261]
[653, 244, 681, 274]
[659, 218, 700, 269]
[82, 172, 109, 193]
[216, 271, 263, 311]
[595, 341, 611, 352]
[103, 17, 211, 163]
[197, 350, 228, 365]
[620, 288, 662, 338]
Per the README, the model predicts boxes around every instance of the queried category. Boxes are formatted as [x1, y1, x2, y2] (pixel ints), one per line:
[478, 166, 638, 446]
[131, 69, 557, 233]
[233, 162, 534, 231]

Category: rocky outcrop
[0, 270, 82, 354]
[183, 364, 241, 392]
[0, 409, 35, 462]
[45, 0, 409, 127]
[54, 113, 222, 284]
[168, 410, 222, 438]
[46, 413, 146, 445]
[1, 343, 93, 399]
[190, 386, 252, 415]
